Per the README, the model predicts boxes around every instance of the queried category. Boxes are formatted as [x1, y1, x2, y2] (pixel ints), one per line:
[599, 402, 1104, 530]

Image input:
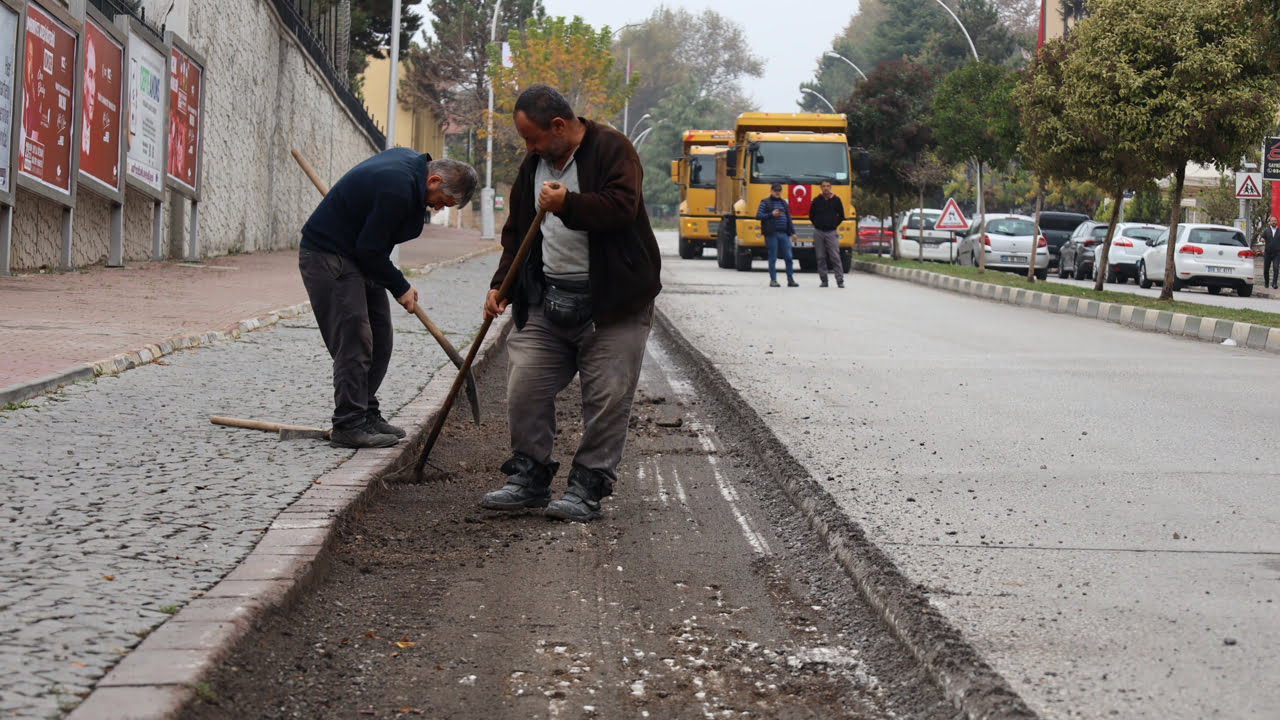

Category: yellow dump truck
[714, 113, 863, 273]
[670, 130, 733, 259]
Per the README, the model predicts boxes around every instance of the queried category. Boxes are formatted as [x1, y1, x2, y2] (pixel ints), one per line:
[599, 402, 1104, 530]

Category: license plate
[1205, 265, 1234, 274]
[1000, 255, 1026, 263]
[792, 241, 812, 248]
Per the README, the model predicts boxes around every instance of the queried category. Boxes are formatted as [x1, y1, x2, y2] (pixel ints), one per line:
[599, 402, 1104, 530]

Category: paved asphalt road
[655, 232, 1279, 720]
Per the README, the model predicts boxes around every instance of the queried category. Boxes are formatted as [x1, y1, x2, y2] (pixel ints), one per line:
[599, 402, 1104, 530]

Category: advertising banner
[19, 2, 76, 195]
[166, 44, 199, 193]
[0, 5, 18, 195]
[1264, 137, 1280, 182]
[125, 30, 163, 191]
[78, 16, 122, 192]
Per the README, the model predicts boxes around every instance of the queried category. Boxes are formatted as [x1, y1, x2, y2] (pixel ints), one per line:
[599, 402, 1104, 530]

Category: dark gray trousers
[813, 228, 843, 284]
[506, 301, 653, 483]
[299, 247, 393, 430]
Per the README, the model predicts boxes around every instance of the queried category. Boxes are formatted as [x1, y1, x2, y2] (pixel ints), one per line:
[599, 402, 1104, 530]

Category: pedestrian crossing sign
[936, 198, 969, 230]
[1235, 172, 1263, 199]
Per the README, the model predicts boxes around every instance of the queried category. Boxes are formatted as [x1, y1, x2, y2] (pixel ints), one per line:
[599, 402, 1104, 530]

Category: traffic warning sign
[936, 197, 969, 230]
[1235, 172, 1263, 200]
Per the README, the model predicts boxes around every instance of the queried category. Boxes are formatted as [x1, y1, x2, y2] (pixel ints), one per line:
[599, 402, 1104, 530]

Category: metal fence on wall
[87, 0, 385, 148]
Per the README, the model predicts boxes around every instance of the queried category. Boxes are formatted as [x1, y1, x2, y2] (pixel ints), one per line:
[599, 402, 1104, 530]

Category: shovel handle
[210, 416, 325, 434]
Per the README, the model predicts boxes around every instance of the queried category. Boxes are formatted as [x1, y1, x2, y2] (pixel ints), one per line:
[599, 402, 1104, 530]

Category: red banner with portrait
[78, 16, 122, 192]
[166, 45, 199, 192]
[19, 2, 76, 194]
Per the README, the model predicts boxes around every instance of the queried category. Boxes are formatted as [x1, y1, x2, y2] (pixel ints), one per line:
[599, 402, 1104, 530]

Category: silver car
[955, 214, 1049, 280]
[1103, 222, 1166, 284]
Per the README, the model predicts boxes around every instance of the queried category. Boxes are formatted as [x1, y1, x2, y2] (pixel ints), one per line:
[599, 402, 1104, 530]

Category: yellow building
[360, 56, 445, 156]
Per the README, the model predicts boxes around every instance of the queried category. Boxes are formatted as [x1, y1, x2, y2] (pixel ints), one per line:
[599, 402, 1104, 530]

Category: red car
[856, 222, 894, 254]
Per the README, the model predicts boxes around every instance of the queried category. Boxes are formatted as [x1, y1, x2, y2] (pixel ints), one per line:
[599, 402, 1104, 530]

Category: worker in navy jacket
[756, 183, 798, 287]
[299, 149, 478, 448]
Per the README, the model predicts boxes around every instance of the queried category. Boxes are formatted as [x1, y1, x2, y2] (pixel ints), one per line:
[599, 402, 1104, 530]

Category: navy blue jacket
[756, 195, 795, 236]
[300, 148, 430, 298]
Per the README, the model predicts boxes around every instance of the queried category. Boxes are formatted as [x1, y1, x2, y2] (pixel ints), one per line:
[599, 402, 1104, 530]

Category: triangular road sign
[1235, 172, 1263, 199]
[936, 197, 969, 230]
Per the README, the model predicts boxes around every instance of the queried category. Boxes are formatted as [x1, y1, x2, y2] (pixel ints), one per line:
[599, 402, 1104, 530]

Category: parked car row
[1059, 221, 1166, 283]
[954, 213, 1050, 280]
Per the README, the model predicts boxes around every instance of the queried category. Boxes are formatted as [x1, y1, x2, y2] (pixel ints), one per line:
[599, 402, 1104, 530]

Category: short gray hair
[428, 158, 480, 209]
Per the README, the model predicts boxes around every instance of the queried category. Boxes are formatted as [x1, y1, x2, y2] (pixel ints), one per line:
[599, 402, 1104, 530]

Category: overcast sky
[526, 1, 861, 112]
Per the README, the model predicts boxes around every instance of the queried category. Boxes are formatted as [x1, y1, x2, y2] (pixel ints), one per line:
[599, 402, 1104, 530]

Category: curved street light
[611, 23, 641, 139]
[801, 88, 836, 113]
[629, 113, 652, 140]
[823, 51, 868, 82]
[930, 0, 979, 62]
[481, 0, 504, 240]
[929, 0, 985, 264]
[632, 126, 655, 150]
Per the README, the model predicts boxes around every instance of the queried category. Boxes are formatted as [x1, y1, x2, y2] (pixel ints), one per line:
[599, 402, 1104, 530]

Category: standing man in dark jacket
[479, 84, 661, 522]
[299, 149, 478, 448]
[1260, 216, 1280, 288]
[756, 183, 798, 287]
[808, 179, 846, 288]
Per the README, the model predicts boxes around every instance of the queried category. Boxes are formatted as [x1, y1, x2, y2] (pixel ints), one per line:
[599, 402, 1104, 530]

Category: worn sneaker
[769, 280, 780, 287]
[329, 426, 399, 449]
[366, 411, 405, 438]
[545, 466, 613, 523]
[480, 455, 559, 511]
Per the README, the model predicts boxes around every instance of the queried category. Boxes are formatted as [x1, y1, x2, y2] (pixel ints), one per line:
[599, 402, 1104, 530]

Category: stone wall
[7, 0, 377, 271]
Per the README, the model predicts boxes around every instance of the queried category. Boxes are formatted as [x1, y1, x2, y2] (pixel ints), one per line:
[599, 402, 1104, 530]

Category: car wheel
[1035, 268, 1048, 281]
[1057, 260, 1068, 279]
[1238, 283, 1254, 298]
[1138, 262, 1153, 289]
[1106, 266, 1118, 283]
[1208, 286, 1222, 295]
[1171, 278, 1184, 291]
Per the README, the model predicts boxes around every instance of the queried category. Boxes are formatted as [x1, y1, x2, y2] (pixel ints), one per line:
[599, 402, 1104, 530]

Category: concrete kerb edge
[652, 305, 1037, 720]
[853, 260, 1280, 353]
[66, 312, 513, 720]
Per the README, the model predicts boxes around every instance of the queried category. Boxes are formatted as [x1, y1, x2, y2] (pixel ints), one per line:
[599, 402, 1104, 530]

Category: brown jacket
[491, 118, 661, 328]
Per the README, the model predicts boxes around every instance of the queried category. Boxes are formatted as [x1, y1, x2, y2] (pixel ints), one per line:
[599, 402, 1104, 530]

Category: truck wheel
[678, 235, 696, 260]
[840, 250, 852, 273]
[734, 239, 753, 272]
[716, 220, 735, 269]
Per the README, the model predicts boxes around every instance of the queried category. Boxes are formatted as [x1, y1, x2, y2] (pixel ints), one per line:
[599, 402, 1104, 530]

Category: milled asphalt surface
[0, 256, 496, 719]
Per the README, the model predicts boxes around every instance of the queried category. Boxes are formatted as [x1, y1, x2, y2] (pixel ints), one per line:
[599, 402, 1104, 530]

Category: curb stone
[0, 246, 501, 407]
[855, 260, 1280, 353]
[64, 313, 512, 720]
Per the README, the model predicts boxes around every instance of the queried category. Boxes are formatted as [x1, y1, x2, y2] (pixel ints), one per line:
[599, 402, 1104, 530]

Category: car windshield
[1123, 227, 1164, 242]
[1090, 226, 1108, 239]
[906, 214, 939, 230]
[750, 142, 849, 184]
[986, 218, 1035, 236]
[1185, 228, 1246, 246]
[688, 155, 715, 189]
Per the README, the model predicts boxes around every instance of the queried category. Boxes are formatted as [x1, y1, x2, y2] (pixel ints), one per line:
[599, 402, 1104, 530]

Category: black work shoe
[837, 281, 845, 288]
[329, 426, 399, 449]
[819, 280, 829, 287]
[366, 411, 405, 438]
[545, 466, 613, 522]
[787, 279, 800, 287]
[480, 454, 559, 511]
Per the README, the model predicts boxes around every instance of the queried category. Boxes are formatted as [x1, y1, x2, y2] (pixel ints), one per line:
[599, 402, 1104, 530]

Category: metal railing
[88, 0, 385, 148]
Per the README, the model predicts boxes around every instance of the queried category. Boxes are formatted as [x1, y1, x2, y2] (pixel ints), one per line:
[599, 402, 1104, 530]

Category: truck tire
[734, 239, 753, 271]
[841, 250, 852, 273]
[716, 219, 735, 269]
[678, 235, 696, 260]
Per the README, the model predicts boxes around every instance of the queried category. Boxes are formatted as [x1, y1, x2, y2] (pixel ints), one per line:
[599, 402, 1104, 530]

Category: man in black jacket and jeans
[808, 179, 846, 288]
[299, 149, 478, 448]
[479, 84, 661, 522]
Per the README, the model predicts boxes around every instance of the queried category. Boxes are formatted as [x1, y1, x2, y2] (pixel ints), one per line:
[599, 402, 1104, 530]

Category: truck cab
[670, 130, 733, 259]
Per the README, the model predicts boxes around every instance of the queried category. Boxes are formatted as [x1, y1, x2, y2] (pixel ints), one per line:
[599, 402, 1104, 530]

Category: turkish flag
[788, 184, 813, 217]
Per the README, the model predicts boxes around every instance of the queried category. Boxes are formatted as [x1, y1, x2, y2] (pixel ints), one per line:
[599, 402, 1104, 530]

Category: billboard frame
[0, 0, 23, 275]
[118, 13, 165, 202]
[164, 32, 201, 202]
[76, 3, 125, 204]
[15, 0, 81, 209]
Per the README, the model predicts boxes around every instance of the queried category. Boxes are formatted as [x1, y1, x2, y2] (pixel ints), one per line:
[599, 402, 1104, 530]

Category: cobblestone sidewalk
[0, 255, 499, 719]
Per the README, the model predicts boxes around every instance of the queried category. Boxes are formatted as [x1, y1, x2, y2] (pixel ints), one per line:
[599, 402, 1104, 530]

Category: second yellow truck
[671, 130, 734, 259]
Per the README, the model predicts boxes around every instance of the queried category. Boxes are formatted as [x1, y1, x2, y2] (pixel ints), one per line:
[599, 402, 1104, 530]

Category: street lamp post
[481, 0, 503, 240]
[801, 88, 836, 113]
[930, 0, 984, 264]
[823, 51, 867, 82]
[610, 24, 640, 135]
[629, 113, 652, 140]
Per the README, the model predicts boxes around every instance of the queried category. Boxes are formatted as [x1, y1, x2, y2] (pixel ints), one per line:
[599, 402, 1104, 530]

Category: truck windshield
[750, 142, 849, 184]
[689, 155, 715, 189]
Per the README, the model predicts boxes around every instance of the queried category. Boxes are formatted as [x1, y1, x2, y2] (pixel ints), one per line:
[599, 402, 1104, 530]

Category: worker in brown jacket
[480, 84, 662, 522]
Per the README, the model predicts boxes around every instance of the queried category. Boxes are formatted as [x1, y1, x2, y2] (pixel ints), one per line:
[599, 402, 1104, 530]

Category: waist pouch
[543, 278, 593, 328]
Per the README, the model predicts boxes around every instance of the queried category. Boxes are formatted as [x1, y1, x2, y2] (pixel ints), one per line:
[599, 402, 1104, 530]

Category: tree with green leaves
[842, 60, 938, 259]
[929, 61, 1021, 270]
[901, 151, 952, 261]
[1059, 0, 1280, 299]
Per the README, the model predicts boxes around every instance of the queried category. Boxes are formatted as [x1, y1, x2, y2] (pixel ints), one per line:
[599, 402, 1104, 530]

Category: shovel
[210, 415, 330, 441]
[291, 146, 480, 424]
[410, 192, 554, 477]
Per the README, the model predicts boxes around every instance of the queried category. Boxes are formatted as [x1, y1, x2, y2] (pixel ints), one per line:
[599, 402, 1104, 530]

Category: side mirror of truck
[726, 147, 739, 178]
[851, 148, 870, 179]
[670, 159, 680, 184]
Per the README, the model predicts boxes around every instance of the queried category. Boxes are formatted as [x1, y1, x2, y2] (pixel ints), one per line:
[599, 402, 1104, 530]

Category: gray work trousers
[506, 301, 653, 483]
[298, 247, 393, 430]
[813, 228, 843, 284]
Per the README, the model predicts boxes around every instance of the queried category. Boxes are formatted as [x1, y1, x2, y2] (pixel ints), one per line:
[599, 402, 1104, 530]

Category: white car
[896, 209, 956, 262]
[955, 214, 1049, 280]
[1137, 223, 1254, 296]
[1102, 222, 1166, 284]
